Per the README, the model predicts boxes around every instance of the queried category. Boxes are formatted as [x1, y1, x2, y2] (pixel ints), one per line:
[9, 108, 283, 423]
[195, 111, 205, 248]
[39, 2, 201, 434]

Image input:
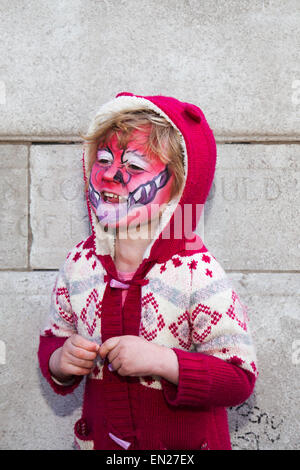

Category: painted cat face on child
[88, 128, 174, 229]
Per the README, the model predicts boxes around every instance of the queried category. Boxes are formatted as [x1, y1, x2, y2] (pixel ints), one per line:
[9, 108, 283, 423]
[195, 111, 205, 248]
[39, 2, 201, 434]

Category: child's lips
[100, 190, 128, 204]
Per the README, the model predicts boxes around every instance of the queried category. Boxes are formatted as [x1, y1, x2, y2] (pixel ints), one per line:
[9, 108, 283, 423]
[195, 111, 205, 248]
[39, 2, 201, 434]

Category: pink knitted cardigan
[38, 92, 258, 450]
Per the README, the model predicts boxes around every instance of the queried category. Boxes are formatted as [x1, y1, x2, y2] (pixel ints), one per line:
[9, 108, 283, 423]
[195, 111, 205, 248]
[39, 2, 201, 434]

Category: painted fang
[127, 166, 170, 209]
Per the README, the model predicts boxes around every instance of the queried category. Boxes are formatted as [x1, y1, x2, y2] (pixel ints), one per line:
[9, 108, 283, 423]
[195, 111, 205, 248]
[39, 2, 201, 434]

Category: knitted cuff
[161, 348, 257, 408]
[51, 374, 77, 387]
[161, 348, 211, 408]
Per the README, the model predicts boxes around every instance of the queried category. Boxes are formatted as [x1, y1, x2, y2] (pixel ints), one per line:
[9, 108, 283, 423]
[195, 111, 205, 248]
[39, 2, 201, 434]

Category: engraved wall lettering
[37, 180, 56, 201]
[60, 178, 83, 201]
[220, 175, 283, 201]
[264, 177, 281, 200]
[43, 215, 57, 238]
[243, 177, 260, 201]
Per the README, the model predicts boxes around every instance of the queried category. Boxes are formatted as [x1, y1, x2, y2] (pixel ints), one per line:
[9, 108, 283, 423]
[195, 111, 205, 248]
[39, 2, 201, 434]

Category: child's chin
[96, 205, 161, 234]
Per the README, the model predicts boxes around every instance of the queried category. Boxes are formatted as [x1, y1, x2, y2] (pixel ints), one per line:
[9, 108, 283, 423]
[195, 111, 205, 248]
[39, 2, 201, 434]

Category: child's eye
[128, 164, 144, 171]
[96, 149, 113, 165]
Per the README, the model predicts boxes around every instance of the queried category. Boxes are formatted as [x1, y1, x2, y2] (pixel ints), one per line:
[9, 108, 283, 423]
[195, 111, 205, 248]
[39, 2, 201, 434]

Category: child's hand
[99, 335, 164, 377]
[49, 334, 99, 381]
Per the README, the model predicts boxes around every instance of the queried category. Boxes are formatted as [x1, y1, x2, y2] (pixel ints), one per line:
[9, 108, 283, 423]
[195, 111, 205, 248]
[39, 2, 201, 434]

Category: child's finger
[67, 355, 95, 369]
[68, 345, 97, 361]
[65, 364, 93, 376]
[71, 334, 99, 352]
[109, 357, 122, 372]
[107, 348, 120, 364]
[99, 336, 120, 359]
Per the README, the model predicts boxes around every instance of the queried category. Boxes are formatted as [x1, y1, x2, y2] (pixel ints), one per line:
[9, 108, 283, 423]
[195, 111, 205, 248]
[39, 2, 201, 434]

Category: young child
[38, 92, 258, 451]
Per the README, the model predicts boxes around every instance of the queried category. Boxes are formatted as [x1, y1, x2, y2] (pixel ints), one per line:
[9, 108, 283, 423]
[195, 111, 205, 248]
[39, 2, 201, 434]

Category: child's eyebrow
[99, 145, 114, 155]
[124, 149, 149, 160]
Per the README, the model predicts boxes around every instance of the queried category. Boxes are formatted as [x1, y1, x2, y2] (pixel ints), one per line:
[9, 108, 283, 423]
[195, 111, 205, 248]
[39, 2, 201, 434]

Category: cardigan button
[75, 418, 90, 437]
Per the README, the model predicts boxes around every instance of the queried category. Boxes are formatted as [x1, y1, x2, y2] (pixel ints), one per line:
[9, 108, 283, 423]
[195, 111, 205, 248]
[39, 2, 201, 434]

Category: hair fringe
[80, 108, 185, 199]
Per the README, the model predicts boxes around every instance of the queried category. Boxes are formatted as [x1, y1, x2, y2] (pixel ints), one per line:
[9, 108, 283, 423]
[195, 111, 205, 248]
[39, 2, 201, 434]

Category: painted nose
[113, 170, 125, 185]
[102, 164, 123, 183]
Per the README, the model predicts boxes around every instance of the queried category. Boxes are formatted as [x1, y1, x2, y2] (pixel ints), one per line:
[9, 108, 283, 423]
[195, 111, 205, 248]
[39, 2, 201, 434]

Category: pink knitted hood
[82, 92, 217, 263]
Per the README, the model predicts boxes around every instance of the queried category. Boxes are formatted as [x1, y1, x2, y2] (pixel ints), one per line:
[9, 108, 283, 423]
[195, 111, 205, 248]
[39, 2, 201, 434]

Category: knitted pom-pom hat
[83, 91, 217, 263]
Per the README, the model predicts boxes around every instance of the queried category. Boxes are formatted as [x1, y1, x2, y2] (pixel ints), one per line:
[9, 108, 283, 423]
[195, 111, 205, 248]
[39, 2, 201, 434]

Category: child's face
[88, 128, 174, 230]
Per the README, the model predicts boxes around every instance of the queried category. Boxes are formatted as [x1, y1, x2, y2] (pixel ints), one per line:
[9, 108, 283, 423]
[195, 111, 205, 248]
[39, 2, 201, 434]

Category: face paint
[88, 128, 174, 229]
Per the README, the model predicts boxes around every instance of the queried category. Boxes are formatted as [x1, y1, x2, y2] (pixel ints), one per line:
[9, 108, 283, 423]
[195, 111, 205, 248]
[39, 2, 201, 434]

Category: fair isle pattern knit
[42, 236, 258, 389]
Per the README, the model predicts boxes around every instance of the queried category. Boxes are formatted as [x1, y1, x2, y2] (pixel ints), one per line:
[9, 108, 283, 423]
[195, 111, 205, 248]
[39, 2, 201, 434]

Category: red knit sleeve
[161, 348, 256, 408]
[37, 260, 83, 395]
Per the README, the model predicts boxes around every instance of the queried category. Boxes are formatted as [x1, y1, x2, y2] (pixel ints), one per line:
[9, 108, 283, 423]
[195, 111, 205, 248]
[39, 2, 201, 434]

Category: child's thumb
[99, 336, 120, 359]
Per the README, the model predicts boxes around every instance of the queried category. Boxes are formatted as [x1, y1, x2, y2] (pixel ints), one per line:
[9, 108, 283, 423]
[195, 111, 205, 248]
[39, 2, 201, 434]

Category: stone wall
[0, 0, 299, 450]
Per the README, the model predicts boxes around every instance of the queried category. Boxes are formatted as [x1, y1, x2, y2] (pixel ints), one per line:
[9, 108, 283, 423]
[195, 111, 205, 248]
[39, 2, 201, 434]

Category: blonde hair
[81, 108, 185, 200]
